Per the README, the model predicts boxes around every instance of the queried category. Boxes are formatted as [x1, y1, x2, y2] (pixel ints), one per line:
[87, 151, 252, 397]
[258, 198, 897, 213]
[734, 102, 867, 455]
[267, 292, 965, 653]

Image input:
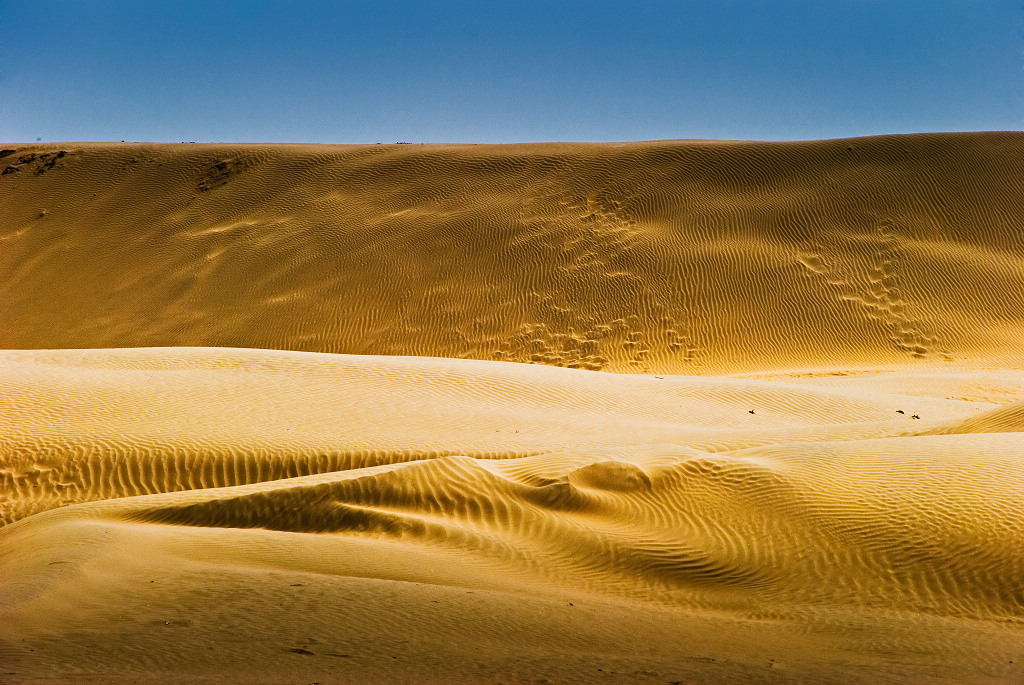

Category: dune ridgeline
[1, 133, 1023, 684]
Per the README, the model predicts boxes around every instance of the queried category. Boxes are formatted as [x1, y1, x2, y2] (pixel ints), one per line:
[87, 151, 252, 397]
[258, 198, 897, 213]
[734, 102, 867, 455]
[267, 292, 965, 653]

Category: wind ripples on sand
[1, 134, 1023, 683]
[2, 348, 1021, 624]
[2, 134, 1022, 372]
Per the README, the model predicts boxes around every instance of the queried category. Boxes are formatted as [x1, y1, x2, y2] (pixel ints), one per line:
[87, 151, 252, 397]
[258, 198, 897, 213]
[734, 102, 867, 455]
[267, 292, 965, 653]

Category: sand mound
[924, 399, 1024, 435]
[2, 134, 1023, 683]
[2, 133, 1023, 372]
[0, 347, 987, 526]
[2, 347, 1023, 682]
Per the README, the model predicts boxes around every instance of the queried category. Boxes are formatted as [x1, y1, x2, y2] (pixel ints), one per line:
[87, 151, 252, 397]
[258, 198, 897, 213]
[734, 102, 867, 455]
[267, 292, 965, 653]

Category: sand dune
[2, 348, 1022, 682]
[2, 133, 1023, 372]
[0, 347, 1012, 526]
[1, 135, 1023, 683]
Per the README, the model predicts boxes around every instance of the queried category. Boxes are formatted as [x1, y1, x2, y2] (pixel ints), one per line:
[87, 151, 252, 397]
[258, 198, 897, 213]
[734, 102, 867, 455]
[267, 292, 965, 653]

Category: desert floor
[1, 134, 1023, 683]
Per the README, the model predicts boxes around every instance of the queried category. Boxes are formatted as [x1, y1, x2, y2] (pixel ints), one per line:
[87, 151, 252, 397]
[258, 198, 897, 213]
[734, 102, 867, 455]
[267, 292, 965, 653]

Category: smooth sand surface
[1, 135, 1023, 683]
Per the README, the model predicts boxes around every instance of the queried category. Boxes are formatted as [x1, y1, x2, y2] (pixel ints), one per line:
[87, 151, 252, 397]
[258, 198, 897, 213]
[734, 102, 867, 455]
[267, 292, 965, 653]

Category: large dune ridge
[1, 134, 1023, 684]
[2, 133, 1023, 372]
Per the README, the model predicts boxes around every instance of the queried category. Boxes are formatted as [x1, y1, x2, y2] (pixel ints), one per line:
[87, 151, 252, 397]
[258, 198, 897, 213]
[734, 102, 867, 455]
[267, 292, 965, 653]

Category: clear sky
[1, 0, 1021, 144]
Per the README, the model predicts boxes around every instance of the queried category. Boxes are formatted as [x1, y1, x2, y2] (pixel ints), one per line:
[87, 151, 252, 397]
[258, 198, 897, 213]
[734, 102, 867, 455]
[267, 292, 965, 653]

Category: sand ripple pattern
[2, 348, 1022, 628]
[2, 134, 1022, 372]
[3, 133, 1024, 682]
[115, 438, 1024, 619]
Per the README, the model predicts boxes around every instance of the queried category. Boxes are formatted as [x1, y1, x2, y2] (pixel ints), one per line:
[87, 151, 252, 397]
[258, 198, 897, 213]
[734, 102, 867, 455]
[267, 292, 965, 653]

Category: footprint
[796, 252, 828, 273]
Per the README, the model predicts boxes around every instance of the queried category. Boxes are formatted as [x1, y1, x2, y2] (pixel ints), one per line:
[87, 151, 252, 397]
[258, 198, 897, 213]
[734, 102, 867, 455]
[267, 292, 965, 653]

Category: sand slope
[2, 134, 1023, 372]
[2, 348, 1023, 683]
[2, 134, 1023, 683]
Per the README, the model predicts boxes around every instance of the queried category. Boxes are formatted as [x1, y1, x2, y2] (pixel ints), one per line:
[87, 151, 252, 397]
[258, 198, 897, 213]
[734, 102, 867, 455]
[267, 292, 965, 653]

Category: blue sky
[1, 0, 1021, 143]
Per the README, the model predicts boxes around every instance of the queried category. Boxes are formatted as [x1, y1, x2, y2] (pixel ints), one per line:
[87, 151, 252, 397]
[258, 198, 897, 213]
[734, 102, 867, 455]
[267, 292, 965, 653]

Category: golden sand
[1, 135, 1022, 683]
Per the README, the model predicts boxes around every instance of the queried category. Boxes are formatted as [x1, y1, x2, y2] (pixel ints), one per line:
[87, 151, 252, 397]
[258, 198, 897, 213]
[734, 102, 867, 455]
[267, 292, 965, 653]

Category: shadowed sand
[1, 135, 1023, 683]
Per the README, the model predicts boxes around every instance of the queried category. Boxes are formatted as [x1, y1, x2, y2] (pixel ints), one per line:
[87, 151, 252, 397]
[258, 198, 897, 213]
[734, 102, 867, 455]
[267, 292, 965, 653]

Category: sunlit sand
[1, 134, 1022, 683]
